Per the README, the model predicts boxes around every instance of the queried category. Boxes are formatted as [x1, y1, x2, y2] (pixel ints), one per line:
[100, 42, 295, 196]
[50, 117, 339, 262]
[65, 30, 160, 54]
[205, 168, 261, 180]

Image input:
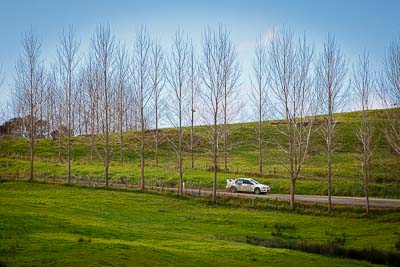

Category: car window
[243, 180, 252, 185]
[250, 179, 259, 184]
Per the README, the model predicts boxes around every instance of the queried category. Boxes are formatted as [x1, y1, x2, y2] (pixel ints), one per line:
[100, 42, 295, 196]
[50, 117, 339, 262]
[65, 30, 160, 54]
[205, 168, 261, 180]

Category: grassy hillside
[1, 181, 399, 266]
[0, 109, 399, 197]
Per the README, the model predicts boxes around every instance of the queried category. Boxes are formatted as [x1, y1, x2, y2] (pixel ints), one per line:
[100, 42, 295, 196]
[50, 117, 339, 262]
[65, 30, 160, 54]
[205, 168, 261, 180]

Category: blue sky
[1, 0, 400, 111]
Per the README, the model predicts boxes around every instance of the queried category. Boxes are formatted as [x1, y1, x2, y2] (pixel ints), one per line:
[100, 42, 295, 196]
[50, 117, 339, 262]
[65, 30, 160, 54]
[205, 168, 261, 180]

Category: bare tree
[57, 26, 80, 183]
[315, 34, 347, 215]
[0, 65, 7, 145]
[200, 26, 225, 201]
[379, 35, 400, 155]
[151, 39, 165, 166]
[85, 57, 100, 163]
[47, 64, 65, 163]
[167, 28, 190, 196]
[125, 88, 139, 131]
[77, 71, 90, 136]
[188, 41, 200, 169]
[268, 28, 315, 211]
[14, 29, 46, 180]
[220, 26, 241, 173]
[250, 36, 269, 174]
[0, 65, 6, 125]
[45, 67, 57, 139]
[74, 75, 86, 136]
[354, 52, 374, 215]
[0, 99, 10, 150]
[115, 43, 129, 165]
[91, 24, 115, 186]
[132, 26, 152, 190]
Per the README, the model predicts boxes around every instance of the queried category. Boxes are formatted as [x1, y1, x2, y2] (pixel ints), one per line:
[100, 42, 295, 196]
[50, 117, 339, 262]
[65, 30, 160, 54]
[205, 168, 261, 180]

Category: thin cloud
[238, 30, 274, 52]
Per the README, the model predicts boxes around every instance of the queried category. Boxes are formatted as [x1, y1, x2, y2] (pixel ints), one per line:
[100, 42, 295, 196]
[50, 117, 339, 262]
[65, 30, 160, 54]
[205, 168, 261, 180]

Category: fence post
[198, 183, 201, 197]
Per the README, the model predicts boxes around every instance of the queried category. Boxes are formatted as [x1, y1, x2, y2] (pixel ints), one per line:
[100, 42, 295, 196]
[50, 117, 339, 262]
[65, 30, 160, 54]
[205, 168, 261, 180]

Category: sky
[0, 0, 400, 118]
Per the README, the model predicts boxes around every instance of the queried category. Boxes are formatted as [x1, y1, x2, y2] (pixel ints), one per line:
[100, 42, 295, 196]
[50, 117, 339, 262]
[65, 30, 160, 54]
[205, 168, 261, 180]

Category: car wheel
[230, 186, 237, 193]
[254, 188, 261, 195]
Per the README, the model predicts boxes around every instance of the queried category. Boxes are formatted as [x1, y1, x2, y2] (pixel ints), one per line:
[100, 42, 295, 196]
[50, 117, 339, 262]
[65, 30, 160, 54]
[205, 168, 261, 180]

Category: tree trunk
[191, 106, 194, 169]
[224, 126, 227, 172]
[67, 141, 71, 183]
[140, 107, 145, 190]
[179, 89, 183, 197]
[223, 87, 228, 172]
[29, 132, 34, 181]
[365, 156, 370, 215]
[120, 116, 123, 165]
[90, 120, 94, 163]
[212, 113, 218, 202]
[155, 104, 159, 166]
[327, 146, 332, 214]
[327, 116, 333, 215]
[288, 112, 295, 211]
[58, 132, 62, 163]
[290, 176, 295, 210]
[258, 109, 263, 174]
[104, 70, 109, 187]
[67, 82, 71, 183]
[29, 67, 34, 181]
[90, 102, 95, 163]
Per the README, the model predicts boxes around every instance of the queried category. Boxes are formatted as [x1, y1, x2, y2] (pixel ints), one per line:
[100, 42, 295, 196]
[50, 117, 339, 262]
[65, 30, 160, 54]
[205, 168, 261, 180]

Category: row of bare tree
[8, 25, 238, 198]
[249, 29, 399, 214]
[4, 25, 400, 212]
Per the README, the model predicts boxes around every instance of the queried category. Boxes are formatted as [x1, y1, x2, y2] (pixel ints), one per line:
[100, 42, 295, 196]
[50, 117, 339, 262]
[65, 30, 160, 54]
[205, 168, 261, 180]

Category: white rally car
[226, 178, 270, 194]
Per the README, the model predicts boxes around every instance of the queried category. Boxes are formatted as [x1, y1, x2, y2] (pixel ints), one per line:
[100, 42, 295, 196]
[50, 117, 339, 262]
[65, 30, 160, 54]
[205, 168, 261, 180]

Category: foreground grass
[1, 181, 399, 266]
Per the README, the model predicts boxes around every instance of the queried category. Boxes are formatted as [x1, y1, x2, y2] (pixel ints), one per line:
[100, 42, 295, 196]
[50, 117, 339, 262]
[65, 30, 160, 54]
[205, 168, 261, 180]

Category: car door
[235, 179, 245, 192]
[242, 180, 253, 192]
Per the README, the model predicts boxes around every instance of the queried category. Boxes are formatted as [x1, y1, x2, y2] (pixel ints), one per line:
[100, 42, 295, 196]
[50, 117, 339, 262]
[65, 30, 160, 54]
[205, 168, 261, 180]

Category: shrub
[274, 222, 296, 231]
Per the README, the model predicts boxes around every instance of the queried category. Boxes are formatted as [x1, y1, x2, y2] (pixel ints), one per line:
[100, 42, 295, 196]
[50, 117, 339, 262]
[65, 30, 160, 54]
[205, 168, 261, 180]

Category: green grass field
[0, 109, 399, 198]
[1, 180, 399, 266]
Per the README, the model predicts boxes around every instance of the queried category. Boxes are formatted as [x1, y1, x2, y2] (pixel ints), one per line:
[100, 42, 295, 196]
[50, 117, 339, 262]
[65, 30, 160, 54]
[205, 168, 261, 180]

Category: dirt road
[11, 177, 400, 208]
[169, 187, 400, 208]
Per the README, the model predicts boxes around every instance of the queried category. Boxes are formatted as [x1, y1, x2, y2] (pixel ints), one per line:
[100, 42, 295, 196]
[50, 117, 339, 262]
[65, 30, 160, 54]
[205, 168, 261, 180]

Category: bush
[271, 222, 297, 239]
[274, 222, 296, 231]
[333, 233, 346, 246]
[77, 237, 91, 243]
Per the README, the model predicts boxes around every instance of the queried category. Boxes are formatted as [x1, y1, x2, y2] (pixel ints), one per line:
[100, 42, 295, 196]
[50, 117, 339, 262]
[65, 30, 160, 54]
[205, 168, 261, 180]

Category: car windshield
[250, 179, 260, 184]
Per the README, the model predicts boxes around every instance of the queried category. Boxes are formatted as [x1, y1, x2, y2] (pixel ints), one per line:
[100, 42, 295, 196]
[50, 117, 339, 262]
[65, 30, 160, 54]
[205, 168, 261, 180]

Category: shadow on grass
[245, 235, 400, 267]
